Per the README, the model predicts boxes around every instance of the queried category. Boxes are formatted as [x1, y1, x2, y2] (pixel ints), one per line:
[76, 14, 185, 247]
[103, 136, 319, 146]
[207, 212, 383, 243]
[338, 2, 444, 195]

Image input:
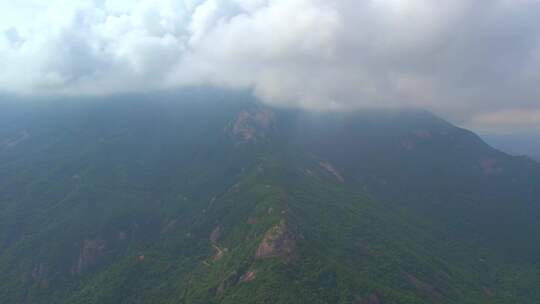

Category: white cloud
[1, 0, 540, 129]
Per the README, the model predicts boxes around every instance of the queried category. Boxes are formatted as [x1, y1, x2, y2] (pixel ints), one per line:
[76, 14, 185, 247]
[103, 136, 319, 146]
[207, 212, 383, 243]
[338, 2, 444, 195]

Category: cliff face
[255, 221, 295, 260]
[71, 239, 106, 275]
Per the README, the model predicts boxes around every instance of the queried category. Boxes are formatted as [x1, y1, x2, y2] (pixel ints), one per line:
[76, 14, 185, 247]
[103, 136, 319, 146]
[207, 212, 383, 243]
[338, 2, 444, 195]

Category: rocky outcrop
[255, 221, 295, 260]
[212, 244, 226, 261]
[230, 108, 275, 141]
[319, 162, 345, 182]
[71, 239, 105, 275]
[400, 129, 433, 151]
[0, 130, 29, 150]
[413, 129, 432, 139]
[239, 270, 256, 283]
[210, 226, 222, 243]
[31, 263, 49, 288]
[479, 158, 502, 175]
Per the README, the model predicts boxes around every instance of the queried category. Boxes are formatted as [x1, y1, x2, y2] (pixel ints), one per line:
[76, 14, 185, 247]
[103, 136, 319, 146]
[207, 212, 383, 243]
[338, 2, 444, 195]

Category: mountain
[0, 91, 539, 303]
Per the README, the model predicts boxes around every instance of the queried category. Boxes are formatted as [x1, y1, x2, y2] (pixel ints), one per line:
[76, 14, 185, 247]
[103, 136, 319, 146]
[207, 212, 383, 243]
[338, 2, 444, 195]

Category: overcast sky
[1, 0, 539, 132]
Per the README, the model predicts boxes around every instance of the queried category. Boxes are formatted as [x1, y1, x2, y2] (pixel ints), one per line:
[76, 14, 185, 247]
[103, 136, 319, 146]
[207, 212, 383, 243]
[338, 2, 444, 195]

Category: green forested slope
[0, 93, 539, 303]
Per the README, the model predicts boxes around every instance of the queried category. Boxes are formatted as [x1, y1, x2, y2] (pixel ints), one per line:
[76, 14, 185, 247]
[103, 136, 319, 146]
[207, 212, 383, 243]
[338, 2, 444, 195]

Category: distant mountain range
[1, 91, 539, 303]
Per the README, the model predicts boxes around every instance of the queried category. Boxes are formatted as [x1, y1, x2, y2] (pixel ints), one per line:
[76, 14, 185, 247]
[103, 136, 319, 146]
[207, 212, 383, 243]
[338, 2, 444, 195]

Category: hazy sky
[1, 0, 540, 132]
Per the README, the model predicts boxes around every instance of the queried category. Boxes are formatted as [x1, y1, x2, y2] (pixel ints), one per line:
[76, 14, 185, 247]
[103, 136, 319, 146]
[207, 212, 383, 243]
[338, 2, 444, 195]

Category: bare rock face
[210, 226, 222, 243]
[319, 161, 345, 183]
[230, 108, 275, 141]
[255, 221, 295, 260]
[413, 129, 432, 139]
[400, 129, 433, 152]
[71, 239, 105, 275]
[479, 158, 502, 175]
[212, 244, 226, 261]
[0, 130, 29, 150]
[31, 263, 49, 288]
[239, 270, 256, 283]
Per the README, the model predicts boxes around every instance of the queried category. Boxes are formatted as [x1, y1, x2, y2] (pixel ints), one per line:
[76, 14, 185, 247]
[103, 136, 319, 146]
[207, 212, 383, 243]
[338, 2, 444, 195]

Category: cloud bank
[1, 0, 540, 128]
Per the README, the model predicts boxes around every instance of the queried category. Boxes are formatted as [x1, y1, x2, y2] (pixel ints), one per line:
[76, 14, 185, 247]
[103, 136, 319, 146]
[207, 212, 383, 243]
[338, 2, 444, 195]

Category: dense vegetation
[0, 91, 539, 303]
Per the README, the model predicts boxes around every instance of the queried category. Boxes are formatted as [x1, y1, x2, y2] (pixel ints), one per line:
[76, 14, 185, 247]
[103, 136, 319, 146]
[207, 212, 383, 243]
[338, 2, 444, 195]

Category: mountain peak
[1, 99, 540, 303]
[229, 106, 276, 141]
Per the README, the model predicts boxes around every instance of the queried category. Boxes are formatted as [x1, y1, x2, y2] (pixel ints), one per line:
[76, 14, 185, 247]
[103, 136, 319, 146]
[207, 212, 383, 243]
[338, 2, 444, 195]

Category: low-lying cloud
[1, 0, 540, 129]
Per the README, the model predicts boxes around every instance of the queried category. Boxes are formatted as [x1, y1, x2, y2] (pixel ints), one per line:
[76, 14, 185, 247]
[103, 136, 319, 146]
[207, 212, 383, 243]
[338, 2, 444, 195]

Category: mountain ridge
[0, 94, 539, 303]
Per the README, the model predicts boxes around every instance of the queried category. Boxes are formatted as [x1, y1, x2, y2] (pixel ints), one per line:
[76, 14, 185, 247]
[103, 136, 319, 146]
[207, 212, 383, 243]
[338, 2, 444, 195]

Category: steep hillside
[284, 110, 540, 263]
[0, 93, 539, 303]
